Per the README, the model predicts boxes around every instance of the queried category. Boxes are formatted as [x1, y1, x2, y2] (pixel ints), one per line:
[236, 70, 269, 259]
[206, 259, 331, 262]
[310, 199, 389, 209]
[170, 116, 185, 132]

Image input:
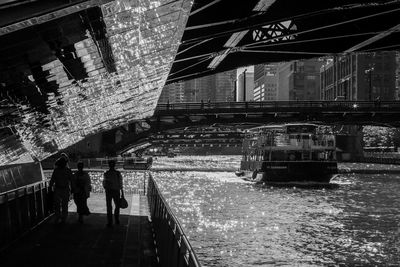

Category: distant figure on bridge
[50, 156, 73, 225]
[207, 98, 211, 107]
[201, 99, 204, 109]
[72, 162, 92, 224]
[167, 99, 170, 110]
[375, 96, 381, 108]
[103, 160, 124, 227]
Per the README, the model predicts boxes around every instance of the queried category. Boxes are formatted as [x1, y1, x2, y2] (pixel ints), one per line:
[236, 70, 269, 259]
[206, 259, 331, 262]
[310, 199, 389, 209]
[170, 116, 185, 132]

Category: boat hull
[240, 161, 337, 183]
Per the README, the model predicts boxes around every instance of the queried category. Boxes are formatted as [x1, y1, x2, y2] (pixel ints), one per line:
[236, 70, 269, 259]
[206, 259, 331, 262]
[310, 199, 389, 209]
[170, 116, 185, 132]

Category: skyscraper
[214, 70, 237, 101]
[158, 70, 236, 103]
[320, 52, 396, 100]
[237, 70, 254, 101]
[254, 64, 278, 101]
[395, 51, 400, 100]
[277, 59, 323, 100]
[158, 82, 185, 103]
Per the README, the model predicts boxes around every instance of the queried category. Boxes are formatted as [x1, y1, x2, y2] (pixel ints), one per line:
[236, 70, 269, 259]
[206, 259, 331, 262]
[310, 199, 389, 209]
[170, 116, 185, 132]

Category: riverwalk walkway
[0, 193, 158, 267]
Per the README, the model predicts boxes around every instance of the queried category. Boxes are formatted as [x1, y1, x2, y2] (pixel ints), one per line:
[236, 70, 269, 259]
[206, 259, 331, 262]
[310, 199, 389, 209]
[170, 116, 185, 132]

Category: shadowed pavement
[1, 194, 158, 267]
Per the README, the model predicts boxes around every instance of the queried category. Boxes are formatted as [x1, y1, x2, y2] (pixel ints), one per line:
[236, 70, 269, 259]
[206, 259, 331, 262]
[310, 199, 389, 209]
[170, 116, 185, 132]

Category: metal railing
[354, 157, 400, 165]
[0, 180, 53, 251]
[156, 100, 400, 112]
[41, 157, 152, 171]
[147, 174, 201, 267]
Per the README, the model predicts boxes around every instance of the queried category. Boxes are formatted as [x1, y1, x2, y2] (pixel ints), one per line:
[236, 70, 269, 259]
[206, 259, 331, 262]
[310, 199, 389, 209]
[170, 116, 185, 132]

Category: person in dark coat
[50, 157, 73, 224]
[103, 160, 123, 227]
[72, 162, 92, 223]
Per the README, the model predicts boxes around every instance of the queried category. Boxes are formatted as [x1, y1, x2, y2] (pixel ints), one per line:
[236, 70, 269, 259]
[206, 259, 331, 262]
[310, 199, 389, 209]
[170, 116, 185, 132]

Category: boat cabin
[242, 124, 336, 162]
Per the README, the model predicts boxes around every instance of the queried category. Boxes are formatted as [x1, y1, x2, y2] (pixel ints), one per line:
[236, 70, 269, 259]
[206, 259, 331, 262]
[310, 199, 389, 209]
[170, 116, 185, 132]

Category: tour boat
[237, 124, 338, 184]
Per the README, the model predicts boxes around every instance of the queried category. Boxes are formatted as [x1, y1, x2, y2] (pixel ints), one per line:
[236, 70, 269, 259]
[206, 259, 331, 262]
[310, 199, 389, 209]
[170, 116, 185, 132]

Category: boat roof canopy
[247, 123, 319, 132]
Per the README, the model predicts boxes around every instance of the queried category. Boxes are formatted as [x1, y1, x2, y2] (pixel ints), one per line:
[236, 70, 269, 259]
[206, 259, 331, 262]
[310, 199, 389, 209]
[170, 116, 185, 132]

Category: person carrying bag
[120, 191, 128, 209]
[103, 160, 123, 227]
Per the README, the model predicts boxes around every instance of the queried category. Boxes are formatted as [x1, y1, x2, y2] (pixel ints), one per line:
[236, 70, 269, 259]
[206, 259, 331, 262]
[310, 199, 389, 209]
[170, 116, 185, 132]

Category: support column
[335, 125, 364, 161]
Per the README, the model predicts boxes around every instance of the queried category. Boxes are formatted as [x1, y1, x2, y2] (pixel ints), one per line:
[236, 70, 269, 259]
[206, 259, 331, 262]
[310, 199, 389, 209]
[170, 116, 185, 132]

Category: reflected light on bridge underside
[1, 0, 193, 165]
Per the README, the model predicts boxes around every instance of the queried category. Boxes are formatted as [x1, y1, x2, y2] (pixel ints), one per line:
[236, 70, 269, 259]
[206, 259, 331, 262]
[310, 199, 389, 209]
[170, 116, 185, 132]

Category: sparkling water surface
[152, 157, 400, 266]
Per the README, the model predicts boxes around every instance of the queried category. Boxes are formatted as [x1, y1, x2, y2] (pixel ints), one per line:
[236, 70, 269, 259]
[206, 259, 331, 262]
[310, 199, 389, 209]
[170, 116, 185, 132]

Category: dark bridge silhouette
[115, 100, 400, 154]
[152, 101, 400, 127]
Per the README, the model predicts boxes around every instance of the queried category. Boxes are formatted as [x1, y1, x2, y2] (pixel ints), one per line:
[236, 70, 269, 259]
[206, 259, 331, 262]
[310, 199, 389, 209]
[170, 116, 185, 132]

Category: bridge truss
[115, 100, 400, 154]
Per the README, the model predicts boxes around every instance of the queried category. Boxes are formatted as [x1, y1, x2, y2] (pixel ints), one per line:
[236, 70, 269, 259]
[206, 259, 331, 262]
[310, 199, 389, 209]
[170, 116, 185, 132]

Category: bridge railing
[147, 174, 201, 267]
[357, 157, 400, 165]
[41, 157, 152, 171]
[0, 180, 52, 251]
[157, 100, 400, 111]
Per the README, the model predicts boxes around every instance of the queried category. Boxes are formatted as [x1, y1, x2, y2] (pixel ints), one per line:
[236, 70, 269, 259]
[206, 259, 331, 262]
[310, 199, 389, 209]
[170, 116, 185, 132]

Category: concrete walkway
[1, 194, 158, 267]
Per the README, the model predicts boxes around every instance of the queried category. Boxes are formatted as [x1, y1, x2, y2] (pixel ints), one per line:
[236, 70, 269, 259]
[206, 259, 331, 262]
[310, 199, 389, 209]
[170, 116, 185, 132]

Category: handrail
[0, 179, 49, 199]
[353, 157, 400, 165]
[0, 179, 53, 252]
[147, 174, 201, 267]
[41, 157, 153, 170]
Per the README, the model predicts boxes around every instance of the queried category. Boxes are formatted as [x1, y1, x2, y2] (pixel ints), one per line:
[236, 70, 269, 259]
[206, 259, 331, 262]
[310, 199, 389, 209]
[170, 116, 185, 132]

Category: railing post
[36, 183, 44, 221]
[143, 172, 146, 196]
[29, 186, 37, 227]
[2, 194, 12, 247]
[20, 188, 30, 232]
[15, 190, 23, 235]
[147, 174, 201, 267]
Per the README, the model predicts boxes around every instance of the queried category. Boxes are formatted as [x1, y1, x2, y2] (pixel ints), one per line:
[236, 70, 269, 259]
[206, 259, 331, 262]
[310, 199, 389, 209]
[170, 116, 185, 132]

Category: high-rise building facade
[237, 70, 254, 101]
[395, 52, 400, 100]
[320, 52, 397, 100]
[184, 76, 212, 102]
[158, 82, 185, 103]
[158, 70, 236, 103]
[254, 64, 278, 101]
[277, 59, 323, 100]
[214, 70, 236, 101]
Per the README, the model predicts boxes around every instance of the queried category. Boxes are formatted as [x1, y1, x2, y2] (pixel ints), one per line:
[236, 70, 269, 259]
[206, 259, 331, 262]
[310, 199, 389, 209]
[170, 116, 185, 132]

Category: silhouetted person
[375, 96, 381, 108]
[103, 160, 123, 227]
[72, 162, 91, 223]
[201, 99, 204, 109]
[50, 156, 73, 224]
[60, 152, 70, 167]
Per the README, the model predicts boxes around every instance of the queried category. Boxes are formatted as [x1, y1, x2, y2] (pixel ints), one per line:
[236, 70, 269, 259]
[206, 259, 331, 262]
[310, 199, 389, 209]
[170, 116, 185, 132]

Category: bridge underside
[115, 101, 400, 154]
[0, 0, 400, 163]
[169, 0, 400, 82]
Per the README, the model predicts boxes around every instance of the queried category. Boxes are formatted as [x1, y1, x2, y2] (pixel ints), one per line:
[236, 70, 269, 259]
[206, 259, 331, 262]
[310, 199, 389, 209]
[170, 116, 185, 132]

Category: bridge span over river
[114, 100, 400, 154]
[152, 100, 400, 127]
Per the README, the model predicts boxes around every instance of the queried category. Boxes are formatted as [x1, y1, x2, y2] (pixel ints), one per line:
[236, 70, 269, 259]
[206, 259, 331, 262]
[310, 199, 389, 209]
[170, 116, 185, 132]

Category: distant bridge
[115, 100, 400, 154]
[150, 101, 400, 128]
[150, 131, 243, 148]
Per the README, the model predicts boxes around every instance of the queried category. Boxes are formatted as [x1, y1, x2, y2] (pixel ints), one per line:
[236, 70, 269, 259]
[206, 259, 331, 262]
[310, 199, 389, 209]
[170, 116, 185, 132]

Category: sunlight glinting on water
[152, 157, 400, 266]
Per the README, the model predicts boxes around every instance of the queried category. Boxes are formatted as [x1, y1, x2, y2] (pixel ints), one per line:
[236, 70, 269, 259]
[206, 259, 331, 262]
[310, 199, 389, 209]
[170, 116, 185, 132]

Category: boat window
[263, 151, 270, 161]
[286, 125, 316, 134]
[288, 151, 302, 161]
[271, 151, 286, 161]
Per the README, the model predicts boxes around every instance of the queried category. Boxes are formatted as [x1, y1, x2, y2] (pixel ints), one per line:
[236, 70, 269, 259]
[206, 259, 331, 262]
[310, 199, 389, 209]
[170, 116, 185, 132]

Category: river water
[152, 156, 400, 266]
